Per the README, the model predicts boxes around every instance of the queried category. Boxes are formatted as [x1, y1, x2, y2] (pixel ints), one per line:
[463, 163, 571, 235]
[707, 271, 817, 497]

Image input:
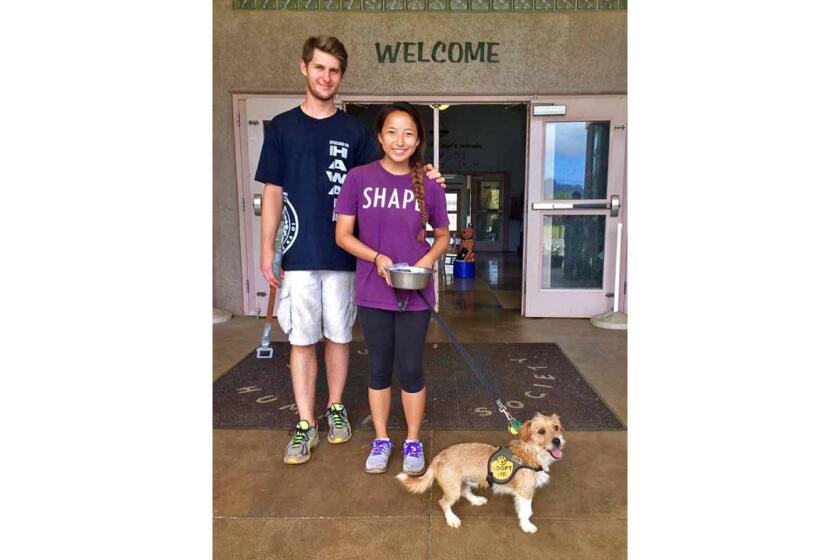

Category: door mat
[213, 342, 624, 431]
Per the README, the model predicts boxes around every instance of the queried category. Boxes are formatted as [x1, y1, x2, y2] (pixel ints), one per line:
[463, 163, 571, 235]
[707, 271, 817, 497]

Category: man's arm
[260, 183, 284, 289]
[424, 164, 446, 188]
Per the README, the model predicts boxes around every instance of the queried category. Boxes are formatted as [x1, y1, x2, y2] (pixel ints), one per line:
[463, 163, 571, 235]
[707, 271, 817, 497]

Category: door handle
[253, 194, 262, 216]
[609, 194, 620, 217]
[531, 195, 620, 217]
[531, 202, 574, 210]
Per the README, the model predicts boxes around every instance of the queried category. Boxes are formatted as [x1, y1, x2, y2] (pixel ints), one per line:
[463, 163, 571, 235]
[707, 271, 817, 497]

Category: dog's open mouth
[549, 447, 564, 459]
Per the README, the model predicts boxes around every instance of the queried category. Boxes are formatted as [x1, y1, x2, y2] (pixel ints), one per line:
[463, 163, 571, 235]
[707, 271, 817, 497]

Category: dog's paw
[520, 521, 538, 533]
[467, 496, 488, 506]
[445, 512, 462, 528]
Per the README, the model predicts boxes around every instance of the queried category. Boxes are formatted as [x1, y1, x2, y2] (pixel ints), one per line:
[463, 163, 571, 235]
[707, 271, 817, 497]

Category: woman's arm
[414, 226, 450, 269]
[335, 214, 394, 282]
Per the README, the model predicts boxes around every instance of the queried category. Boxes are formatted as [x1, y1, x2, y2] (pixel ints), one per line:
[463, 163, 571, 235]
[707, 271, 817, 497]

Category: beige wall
[214, 0, 627, 314]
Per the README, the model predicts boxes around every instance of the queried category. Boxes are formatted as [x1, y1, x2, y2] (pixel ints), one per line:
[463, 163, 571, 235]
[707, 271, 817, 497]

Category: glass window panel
[445, 193, 459, 212]
[541, 215, 605, 289]
[478, 181, 501, 210]
[476, 213, 500, 242]
[543, 122, 610, 200]
[447, 212, 458, 231]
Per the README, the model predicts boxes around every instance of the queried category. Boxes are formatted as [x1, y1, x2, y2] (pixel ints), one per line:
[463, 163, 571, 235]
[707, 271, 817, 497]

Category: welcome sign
[375, 41, 500, 64]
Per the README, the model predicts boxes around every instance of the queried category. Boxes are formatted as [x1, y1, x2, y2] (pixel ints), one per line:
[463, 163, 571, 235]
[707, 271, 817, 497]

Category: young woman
[335, 102, 450, 475]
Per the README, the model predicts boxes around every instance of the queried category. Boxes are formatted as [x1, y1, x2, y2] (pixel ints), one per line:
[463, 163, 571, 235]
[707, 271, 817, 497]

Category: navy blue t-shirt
[255, 106, 379, 271]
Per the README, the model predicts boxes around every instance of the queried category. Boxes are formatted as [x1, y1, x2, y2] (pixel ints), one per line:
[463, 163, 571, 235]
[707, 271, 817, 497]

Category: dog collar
[486, 446, 543, 487]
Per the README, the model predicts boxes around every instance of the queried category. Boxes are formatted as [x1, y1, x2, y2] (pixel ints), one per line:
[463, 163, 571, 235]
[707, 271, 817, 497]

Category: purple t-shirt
[336, 160, 448, 312]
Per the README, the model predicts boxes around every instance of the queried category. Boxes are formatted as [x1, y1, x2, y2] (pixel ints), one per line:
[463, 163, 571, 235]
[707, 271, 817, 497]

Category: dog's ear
[519, 421, 532, 442]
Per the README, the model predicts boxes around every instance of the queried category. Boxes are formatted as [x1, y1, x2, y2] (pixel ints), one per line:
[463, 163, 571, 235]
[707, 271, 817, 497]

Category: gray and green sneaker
[326, 403, 352, 444]
[283, 420, 319, 465]
[365, 438, 394, 474]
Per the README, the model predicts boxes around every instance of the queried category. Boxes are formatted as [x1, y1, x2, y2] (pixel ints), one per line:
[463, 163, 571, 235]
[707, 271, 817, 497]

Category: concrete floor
[214, 253, 627, 559]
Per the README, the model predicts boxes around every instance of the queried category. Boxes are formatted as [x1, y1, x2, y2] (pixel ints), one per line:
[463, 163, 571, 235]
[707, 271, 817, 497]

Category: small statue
[457, 225, 476, 262]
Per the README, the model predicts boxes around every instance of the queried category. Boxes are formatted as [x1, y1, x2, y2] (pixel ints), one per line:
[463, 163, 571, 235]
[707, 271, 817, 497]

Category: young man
[255, 36, 444, 465]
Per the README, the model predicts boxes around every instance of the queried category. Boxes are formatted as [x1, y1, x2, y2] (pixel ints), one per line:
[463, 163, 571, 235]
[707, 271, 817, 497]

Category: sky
[547, 121, 587, 186]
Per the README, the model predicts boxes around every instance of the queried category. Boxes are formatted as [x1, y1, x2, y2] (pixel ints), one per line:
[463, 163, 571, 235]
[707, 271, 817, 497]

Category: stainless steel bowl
[387, 266, 432, 290]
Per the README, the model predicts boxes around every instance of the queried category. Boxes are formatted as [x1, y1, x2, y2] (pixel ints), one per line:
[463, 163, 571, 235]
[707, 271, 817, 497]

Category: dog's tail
[395, 456, 438, 494]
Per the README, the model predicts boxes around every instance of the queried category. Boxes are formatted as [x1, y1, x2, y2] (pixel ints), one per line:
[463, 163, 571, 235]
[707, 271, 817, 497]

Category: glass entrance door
[238, 95, 305, 316]
[472, 173, 505, 252]
[523, 97, 626, 317]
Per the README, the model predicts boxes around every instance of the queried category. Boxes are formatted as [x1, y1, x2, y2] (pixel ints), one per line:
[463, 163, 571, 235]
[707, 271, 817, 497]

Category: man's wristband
[373, 252, 381, 266]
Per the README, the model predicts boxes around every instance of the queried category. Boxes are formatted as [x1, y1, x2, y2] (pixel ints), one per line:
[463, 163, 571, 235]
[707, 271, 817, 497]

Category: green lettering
[431, 41, 446, 63]
[403, 42, 416, 63]
[447, 42, 464, 63]
[487, 42, 500, 63]
[465, 41, 485, 63]
[417, 41, 430, 63]
[375, 42, 401, 64]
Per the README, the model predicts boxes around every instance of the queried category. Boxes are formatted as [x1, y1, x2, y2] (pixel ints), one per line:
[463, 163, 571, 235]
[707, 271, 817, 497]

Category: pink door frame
[522, 95, 627, 318]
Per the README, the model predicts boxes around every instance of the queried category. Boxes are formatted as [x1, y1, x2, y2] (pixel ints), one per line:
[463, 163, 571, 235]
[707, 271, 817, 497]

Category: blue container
[453, 260, 476, 279]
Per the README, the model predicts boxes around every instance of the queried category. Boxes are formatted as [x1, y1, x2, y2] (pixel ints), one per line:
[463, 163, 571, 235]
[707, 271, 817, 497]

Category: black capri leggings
[357, 305, 431, 394]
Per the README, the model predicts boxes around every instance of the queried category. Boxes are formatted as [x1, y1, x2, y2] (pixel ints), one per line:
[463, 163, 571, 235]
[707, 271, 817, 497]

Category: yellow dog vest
[486, 447, 543, 486]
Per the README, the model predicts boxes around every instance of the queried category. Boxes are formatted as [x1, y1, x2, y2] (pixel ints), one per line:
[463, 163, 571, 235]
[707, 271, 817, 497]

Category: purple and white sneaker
[402, 440, 425, 475]
[365, 438, 393, 474]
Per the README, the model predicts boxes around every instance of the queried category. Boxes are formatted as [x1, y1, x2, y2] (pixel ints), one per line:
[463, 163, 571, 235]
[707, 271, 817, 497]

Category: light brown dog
[457, 226, 476, 262]
[396, 413, 565, 533]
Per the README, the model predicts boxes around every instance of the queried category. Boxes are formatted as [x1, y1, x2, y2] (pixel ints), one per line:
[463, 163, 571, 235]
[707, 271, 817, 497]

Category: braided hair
[375, 102, 428, 241]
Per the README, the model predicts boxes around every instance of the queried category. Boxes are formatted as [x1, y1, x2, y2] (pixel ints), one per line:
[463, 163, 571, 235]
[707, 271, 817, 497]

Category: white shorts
[275, 270, 356, 346]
